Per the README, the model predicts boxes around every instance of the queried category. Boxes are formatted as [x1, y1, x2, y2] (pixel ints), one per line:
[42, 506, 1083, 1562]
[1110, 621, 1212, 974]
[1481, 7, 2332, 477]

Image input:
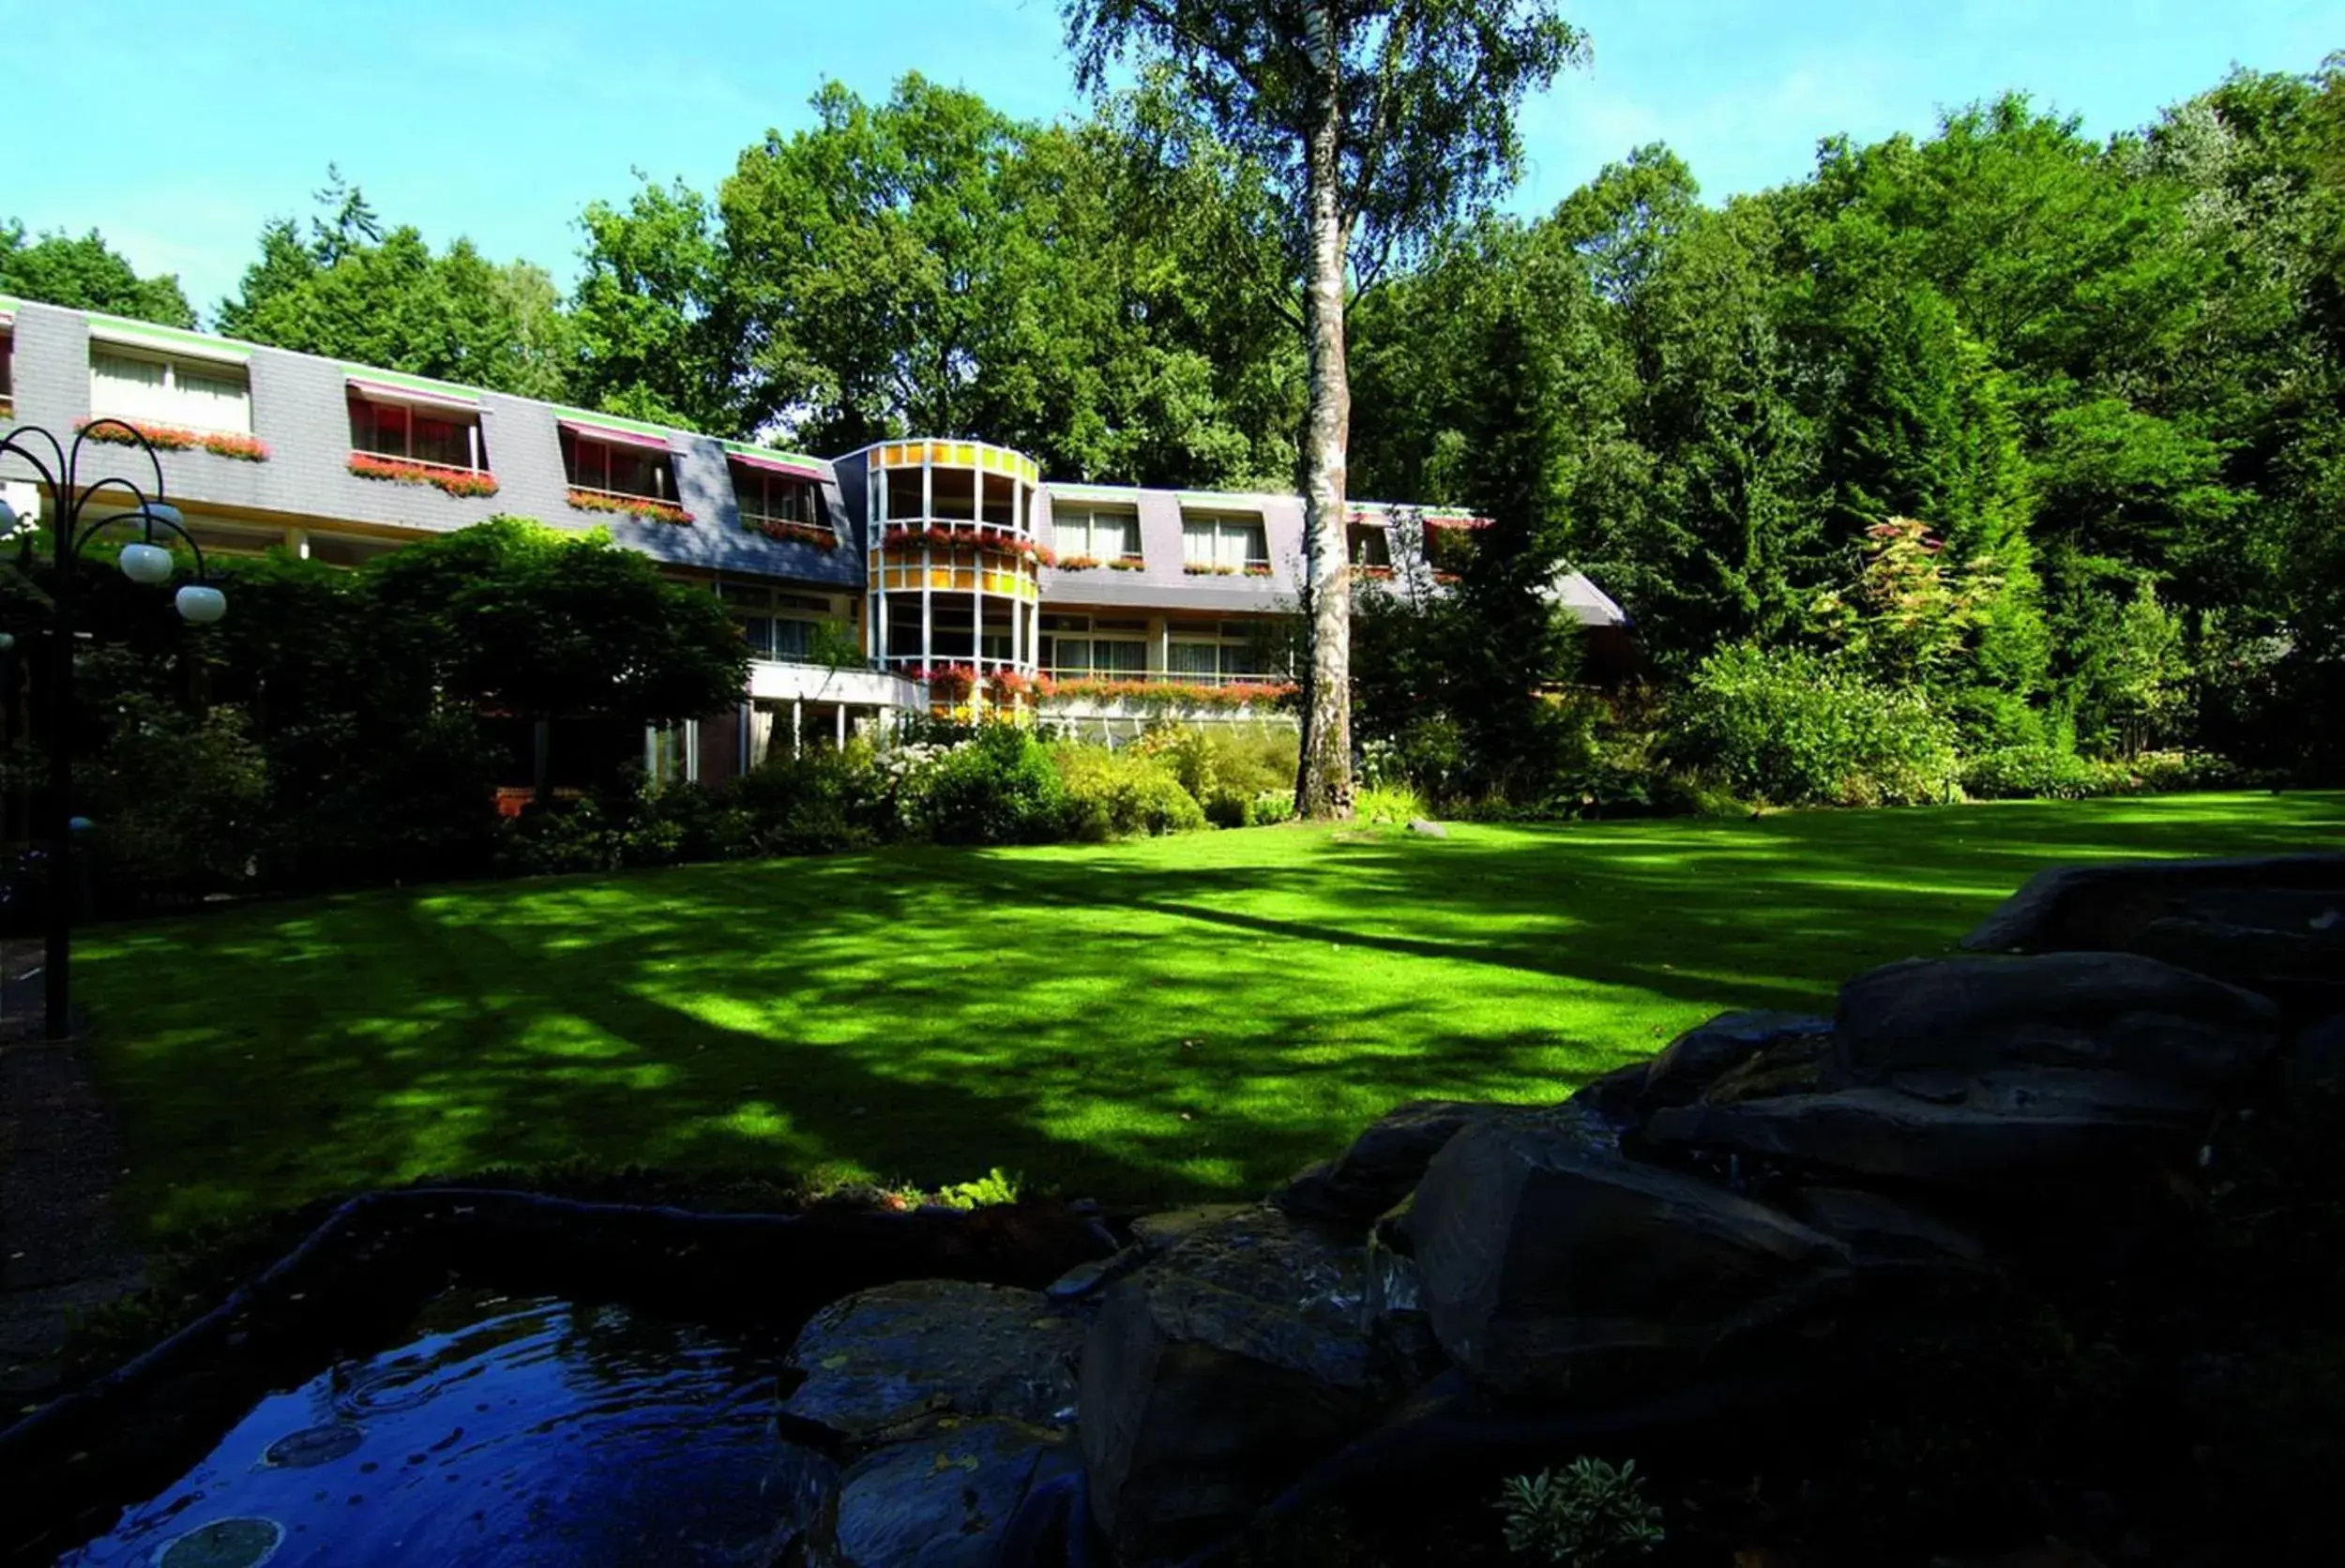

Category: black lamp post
[0, 418, 225, 1041]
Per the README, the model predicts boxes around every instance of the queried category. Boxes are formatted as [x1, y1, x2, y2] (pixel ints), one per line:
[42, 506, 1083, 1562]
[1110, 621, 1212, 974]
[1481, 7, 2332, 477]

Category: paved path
[0, 939, 145, 1410]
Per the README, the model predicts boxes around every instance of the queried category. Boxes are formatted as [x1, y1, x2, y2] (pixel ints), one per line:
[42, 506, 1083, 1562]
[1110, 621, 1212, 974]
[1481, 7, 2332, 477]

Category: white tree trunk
[1294, 0, 1354, 820]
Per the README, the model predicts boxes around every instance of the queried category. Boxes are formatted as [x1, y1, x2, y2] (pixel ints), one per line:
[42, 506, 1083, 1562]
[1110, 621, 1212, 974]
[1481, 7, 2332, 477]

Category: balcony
[749, 657, 925, 710]
[1033, 667, 1299, 718]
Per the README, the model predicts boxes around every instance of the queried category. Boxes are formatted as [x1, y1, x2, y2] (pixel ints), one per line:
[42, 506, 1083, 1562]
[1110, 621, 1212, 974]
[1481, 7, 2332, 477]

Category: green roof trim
[83, 312, 255, 361]
[718, 436, 827, 468]
[1044, 482, 1144, 505]
[341, 364, 485, 401]
[0, 294, 21, 316]
[1175, 490, 1276, 511]
[549, 404, 689, 441]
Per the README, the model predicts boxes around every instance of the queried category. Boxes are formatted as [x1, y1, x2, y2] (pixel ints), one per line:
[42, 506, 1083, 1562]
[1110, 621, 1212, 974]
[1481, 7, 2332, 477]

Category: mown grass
[81, 791, 2343, 1235]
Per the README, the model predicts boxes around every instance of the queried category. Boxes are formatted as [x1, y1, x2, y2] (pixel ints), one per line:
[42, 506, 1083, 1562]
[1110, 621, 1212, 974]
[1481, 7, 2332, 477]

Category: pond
[59, 1289, 827, 1567]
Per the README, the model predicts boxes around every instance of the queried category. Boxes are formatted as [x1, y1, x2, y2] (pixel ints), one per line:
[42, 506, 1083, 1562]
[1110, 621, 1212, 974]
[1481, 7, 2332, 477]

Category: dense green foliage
[78, 790, 2345, 1233]
[0, 520, 749, 910]
[0, 220, 195, 325]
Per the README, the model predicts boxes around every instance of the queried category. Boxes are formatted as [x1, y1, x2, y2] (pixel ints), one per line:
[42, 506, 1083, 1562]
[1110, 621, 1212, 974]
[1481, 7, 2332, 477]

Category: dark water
[59, 1291, 825, 1568]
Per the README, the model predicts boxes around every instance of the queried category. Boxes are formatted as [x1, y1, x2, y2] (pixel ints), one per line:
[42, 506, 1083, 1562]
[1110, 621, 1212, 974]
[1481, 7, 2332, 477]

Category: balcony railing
[875, 520, 1042, 555]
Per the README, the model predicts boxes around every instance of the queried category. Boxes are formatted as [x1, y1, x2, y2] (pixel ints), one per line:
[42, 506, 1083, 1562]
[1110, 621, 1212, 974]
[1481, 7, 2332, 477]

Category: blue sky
[9, 0, 2338, 320]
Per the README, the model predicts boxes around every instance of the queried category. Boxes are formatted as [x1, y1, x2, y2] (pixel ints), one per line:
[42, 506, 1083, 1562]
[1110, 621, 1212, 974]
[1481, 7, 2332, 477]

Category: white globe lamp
[175, 584, 227, 626]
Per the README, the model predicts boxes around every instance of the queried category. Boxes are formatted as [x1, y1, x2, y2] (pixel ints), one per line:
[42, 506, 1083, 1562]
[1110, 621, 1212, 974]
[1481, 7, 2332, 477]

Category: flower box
[1108, 557, 1146, 571]
[912, 663, 978, 701]
[1183, 563, 1239, 576]
[1035, 676, 1298, 709]
[749, 518, 839, 550]
[567, 488, 693, 525]
[1242, 564, 1274, 578]
[78, 416, 270, 462]
[348, 451, 500, 496]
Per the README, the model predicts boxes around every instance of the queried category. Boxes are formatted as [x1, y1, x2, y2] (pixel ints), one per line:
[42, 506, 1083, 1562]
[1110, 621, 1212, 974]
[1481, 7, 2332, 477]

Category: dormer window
[1347, 520, 1392, 567]
[560, 418, 675, 501]
[0, 313, 13, 418]
[1055, 505, 1142, 565]
[1181, 512, 1267, 570]
[348, 378, 486, 470]
[728, 454, 825, 527]
[89, 340, 251, 433]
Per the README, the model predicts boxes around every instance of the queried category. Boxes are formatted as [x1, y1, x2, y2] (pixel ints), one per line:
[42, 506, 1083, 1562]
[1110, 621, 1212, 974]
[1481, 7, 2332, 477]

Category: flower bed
[348, 451, 501, 497]
[749, 518, 839, 550]
[77, 417, 270, 462]
[567, 488, 693, 525]
[1036, 676, 1297, 710]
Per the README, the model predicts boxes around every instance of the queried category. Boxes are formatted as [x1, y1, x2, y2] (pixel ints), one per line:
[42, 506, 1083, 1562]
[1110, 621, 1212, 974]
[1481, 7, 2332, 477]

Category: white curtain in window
[1168, 641, 1219, 677]
[1182, 520, 1216, 565]
[90, 350, 250, 433]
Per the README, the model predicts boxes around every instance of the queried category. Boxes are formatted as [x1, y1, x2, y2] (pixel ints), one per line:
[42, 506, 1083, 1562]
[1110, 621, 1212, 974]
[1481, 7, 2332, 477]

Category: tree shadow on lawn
[79, 792, 2345, 1233]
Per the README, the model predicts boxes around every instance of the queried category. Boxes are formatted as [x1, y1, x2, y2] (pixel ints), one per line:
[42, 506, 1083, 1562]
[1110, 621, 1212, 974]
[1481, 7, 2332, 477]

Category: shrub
[1959, 745, 2122, 801]
[1246, 789, 1296, 825]
[1051, 744, 1207, 840]
[1664, 645, 1960, 807]
[734, 743, 891, 854]
[1354, 783, 1428, 824]
[1496, 1457, 1664, 1565]
[2120, 748, 2251, 794]
[1133, 724, 1299, 827]
[78, 693, 268, 906]
[907, 724, 1067, 845]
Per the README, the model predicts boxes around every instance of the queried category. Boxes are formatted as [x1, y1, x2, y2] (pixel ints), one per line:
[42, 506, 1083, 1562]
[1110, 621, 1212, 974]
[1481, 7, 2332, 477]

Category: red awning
[728, 448, 828, 483]
[347, 376, 478, 415]
[558, 417, 673, 452]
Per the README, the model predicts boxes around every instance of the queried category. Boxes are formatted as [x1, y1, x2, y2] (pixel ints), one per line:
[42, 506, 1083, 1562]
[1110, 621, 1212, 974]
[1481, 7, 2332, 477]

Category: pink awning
[727, 449, 828, 483]
[347, 376, 477, 415]
[558, 417, 673, 452]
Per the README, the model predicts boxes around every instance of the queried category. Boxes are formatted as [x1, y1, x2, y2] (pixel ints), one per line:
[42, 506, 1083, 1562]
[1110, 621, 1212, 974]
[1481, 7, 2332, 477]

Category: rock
[1127, 1203, 1254, 1253]
[1406, 818, 1448, 837]
[1641, 1012, 1834, 1111]
[1272, 1099, 1541, 1227]
[1961, 852, 2345, 954]
[1699, 1023, 1838, 1106]
[1402, 1105, 1850, 1398]
[1643, 1070, 2209, 1195]
[2290, 1013, 2345, 1096]
[1080, 1205, 1384, 1563]
[1362, 1198, 1447, 1386]
[831, 1418, 1068, 1568]
[782, 1280, 1082, 1444]
[1834, 953, 2279, 1093]
[1786, 1186, 1989, 1271]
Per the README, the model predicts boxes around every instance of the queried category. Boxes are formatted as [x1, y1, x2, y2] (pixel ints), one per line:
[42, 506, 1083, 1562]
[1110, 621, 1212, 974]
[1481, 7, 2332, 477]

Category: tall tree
[1062, 0, 1587, 817]
[0, 222, 196, 326]
[217, 175, 575, 400]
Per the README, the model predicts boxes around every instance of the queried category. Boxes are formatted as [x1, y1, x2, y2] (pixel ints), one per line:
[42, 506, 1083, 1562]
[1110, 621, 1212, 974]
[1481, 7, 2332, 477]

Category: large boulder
[828, 1418, 1071, 1568]
[1079, 1206, 1385, 1564]
[1961, 852, 2345, 1018]
[1272, 1099, 1538, 1227]
[782, 1280, 1083, 1445]
[1402, 1104, 1850, 1399]
[1640, 1012, 1834, 1110]
[1833, 953, 2279, 1093]
[1642, 1069, 2210, 1196]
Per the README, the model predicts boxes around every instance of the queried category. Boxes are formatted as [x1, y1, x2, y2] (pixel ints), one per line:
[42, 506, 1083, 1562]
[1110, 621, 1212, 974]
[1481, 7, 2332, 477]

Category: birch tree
[1062, 0, 1586, 816]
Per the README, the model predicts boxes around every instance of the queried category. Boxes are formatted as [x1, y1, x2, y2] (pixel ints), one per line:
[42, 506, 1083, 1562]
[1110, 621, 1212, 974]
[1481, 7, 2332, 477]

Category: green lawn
[82, 791, 2344, 1236]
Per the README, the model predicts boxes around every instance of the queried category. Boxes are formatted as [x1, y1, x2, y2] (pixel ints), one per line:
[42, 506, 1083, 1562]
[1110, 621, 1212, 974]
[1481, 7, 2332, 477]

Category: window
[89, 346, 251, 433]
[1040, 613, 1146, 676]
[349, 394, 484, 469]
[0, 327, 12, 415]
[1182, 513, 1268, 568]
[1347, 522, 1392, 567]
[1169, 618, 1274, 682]
[733, 465, 821, 526]
[727, 585, 842, 662]
[561, 428, 673, 500]
[1056, 505, 1140, 563]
